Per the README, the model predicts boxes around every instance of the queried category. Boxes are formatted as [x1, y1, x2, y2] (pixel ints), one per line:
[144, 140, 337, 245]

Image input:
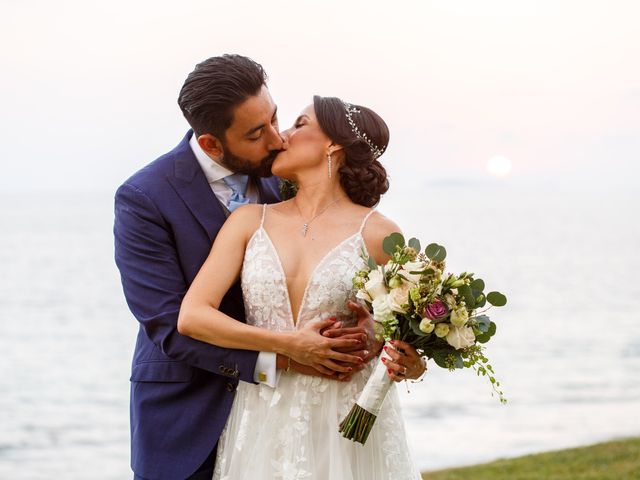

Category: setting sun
[486, 155, 513, 178]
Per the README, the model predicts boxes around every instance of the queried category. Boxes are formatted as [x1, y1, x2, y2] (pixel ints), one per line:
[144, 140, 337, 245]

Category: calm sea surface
[1, 186, 639, 478]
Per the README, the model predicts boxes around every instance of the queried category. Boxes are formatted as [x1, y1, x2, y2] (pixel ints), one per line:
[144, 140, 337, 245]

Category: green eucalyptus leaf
[383, 232, 405, 255]
[488, 321, 497, 337]
[431, 350, 450, 369]
[367, 256, 377, 270]
[476, 332, 491, 343]
[408, 237, 421, 252]
[410, 319, 428, 337]
[487, 291, 507, 307]
[452, 352, 464, 369]
[470, 278, 485, 292]
[457, 285, 476, 308]
[425, 243, 447, 262]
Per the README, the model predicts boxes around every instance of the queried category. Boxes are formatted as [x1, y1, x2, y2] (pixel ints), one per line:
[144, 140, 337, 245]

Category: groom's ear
[197, 134, 224, 159]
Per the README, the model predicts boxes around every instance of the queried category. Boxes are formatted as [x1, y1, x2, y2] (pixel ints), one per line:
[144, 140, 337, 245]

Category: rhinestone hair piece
[342, 101, 385, 160]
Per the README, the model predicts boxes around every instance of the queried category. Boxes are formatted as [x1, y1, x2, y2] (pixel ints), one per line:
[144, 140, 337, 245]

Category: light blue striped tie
[222, 173, 250, 212]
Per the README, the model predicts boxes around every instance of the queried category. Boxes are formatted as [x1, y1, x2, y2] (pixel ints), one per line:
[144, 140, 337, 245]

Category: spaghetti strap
[358, 209, 376, 234]
[260, 203, 267, 228]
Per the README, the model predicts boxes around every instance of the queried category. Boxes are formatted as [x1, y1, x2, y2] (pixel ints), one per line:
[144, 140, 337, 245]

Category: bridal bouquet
[339, 233, 507, 444]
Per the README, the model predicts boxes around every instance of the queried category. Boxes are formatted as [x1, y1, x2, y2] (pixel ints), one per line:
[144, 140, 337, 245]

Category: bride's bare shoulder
[222, 204, 266, 241]
[363, 211, 402, 263]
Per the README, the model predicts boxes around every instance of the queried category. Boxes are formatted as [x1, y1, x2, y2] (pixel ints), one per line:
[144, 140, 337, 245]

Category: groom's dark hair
[178, 54, 267, 138]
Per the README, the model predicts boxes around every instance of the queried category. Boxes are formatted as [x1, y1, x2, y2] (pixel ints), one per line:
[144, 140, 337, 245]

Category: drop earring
[327, 153, 332, 179]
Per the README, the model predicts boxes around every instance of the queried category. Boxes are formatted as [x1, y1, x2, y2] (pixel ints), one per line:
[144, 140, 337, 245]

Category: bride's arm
[178, 205, 363, 374]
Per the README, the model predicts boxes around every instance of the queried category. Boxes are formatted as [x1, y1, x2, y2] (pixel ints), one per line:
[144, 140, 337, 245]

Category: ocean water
[0, 186, 638, 478]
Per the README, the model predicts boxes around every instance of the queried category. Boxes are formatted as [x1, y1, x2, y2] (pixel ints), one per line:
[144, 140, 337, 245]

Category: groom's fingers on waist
[327, 333, 367, 346]
[327, 351, 363, 366]
[312, 364, 335, 376]
[332, 343, 368, 354]
[345, 350, 368, 362]
[327, 337, 361, 350]
[321, 359, 353, 373]
[322, 327, 366, 338]
[347, 300, 368, 313]
[310, 317, 338, 331]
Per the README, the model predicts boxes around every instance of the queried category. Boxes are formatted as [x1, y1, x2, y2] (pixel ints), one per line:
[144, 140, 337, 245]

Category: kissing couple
[114, 54, 425, 479]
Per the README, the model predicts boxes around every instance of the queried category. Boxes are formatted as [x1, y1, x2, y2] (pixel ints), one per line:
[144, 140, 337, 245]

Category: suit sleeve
[114, 182, 258, 383]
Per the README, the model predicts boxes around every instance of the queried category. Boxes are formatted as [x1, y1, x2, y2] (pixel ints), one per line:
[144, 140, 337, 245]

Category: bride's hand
[382, 340, 427, 382]
[321, 301, 384, 363]
[288, 318, 364, 375]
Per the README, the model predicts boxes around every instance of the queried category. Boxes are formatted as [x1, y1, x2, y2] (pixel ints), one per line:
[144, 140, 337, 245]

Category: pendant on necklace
[302, 223, 309, 237]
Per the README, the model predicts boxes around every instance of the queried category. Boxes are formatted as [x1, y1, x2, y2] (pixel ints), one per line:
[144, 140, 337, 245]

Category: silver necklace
[293, 198, 341, 237]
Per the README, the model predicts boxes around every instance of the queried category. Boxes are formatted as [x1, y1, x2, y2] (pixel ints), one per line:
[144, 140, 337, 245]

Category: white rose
[399, 260, 425, 284]
[372, 294, 395, 323]
[450, 307, 469, 327]
[434, 323, 450, 338]
[419, 318, 435, 334]
[404, 260, 426, 272]
[365, 269, 388, 301]
[388, 281, 412, 313]
[444, 293, 457, 309]
[446, 325, 476, 349]
[355, 289, 371, 302]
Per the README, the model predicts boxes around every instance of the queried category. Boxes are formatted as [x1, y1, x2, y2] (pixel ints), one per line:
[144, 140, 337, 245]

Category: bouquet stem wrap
[339, 342, 394, 444]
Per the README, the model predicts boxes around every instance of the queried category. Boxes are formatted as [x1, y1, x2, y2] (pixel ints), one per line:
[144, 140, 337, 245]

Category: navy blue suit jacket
[114, 131, 281, 479]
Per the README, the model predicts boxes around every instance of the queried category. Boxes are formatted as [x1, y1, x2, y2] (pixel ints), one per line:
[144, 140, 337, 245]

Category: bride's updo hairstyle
[313, 96, 389, 207]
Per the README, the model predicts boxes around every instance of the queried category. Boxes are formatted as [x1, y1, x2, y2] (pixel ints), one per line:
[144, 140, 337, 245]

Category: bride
[178, 95, 423, 479]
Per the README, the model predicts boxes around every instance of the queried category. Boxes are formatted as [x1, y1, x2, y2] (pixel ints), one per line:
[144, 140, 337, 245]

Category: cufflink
[258, 372, 267, 382]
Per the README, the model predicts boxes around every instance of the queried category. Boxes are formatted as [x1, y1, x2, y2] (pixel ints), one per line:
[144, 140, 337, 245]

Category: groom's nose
[265, 124, 285, 151]
[278, 129, 290, 150]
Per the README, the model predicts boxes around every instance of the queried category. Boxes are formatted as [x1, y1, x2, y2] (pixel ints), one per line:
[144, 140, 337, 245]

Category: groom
[114, 55, 378, 480]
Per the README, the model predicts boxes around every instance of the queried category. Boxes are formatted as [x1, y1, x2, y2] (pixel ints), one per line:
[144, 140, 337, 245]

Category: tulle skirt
[213, 361, 421, 480]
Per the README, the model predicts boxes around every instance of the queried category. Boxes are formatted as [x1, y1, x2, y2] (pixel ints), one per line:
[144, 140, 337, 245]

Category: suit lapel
[167, 131, 283, 241]
[257, 176, 282, 204]
[167, 131, 226, 242]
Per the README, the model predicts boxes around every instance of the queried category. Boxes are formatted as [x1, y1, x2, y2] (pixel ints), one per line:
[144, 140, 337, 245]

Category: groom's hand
[277, 355, 346, 380]
[322, 301, 384, 364]
[289, 318, 364, 376]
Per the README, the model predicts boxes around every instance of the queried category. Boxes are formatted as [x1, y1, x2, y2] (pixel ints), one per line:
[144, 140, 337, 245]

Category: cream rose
[446, 325, 476, 349]
[365, 269, 388, 301]
[419, 318, 435, 334]
[434, 323, 450, 338]
[389, 281, 412, 313]
[372, 294, 395, 323]
[450, 307, 469, 327]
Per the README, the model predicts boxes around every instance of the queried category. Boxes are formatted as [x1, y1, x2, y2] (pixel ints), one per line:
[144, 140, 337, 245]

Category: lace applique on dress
[213, 206, 421, 480]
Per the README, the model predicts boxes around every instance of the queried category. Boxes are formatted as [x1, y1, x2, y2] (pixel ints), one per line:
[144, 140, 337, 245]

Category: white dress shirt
[189, 134, 277, 387]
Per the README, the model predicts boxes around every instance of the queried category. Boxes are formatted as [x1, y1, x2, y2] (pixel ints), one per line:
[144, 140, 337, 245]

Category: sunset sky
[1, 0, 638, 193]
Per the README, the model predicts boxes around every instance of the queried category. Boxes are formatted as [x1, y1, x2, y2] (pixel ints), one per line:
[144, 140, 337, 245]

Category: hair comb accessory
[342, 101, 385, 160]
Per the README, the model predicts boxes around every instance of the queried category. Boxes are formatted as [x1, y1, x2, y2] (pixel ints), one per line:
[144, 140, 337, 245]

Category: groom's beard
[219, 142, 280, 177]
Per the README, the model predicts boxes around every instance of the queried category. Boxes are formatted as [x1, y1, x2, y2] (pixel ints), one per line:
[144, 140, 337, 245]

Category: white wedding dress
[213, 205, 421, 480]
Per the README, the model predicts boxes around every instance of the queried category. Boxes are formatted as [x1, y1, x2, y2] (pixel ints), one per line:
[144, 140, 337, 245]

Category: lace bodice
[241, 205, 373, 330]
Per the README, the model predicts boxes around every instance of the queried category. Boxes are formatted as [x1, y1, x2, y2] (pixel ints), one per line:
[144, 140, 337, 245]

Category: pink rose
[424, 299, 449, 322]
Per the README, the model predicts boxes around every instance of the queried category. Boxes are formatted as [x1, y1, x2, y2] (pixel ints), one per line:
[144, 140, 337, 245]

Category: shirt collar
[189, 132, 234, 184]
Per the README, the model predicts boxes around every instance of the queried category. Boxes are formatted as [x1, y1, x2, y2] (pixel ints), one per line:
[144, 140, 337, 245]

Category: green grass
[422, 437, 640, 480]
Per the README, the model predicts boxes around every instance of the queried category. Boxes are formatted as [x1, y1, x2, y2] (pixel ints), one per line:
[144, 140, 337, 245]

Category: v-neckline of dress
[254, 227, 362, 327]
